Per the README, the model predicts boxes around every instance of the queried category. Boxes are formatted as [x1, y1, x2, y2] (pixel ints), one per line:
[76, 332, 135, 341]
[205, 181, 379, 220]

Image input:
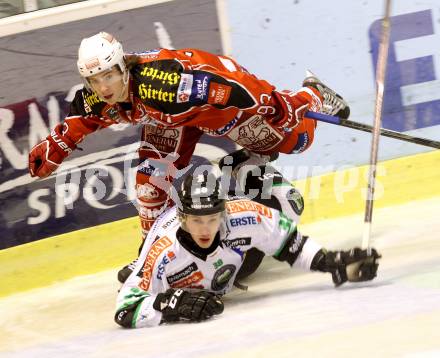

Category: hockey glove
[270, 88, 322, 131]
[311, 248, 381, 287]
[29, 124, 76, 178]
[153, 289, 224, 323]
[302, 71, 350, 119]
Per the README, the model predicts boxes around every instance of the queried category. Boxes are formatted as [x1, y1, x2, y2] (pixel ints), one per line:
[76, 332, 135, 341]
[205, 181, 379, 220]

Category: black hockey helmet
[177, 173, 225, 216]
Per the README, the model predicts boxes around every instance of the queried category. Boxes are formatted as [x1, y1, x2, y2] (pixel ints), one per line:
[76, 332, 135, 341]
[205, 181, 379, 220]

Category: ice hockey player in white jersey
[115, 173, 380, 328]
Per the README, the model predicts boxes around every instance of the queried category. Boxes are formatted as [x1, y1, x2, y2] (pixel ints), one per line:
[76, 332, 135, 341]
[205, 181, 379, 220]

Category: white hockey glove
[303, 70, 350, 119]
[311, 248, 381, 287]
[153, 289, 224, 323]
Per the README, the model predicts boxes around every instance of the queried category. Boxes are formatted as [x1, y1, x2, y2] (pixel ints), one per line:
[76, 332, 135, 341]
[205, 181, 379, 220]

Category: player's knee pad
[244, 166, 303, 223]
[219, 149, 303, 222]
[228, 162, 304, 222]
[219, 148, 278, 182]
[218, 148, 278, 197]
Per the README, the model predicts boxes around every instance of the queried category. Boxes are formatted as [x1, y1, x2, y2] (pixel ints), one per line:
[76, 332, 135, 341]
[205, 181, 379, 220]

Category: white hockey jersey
[116, 199, 322, 328]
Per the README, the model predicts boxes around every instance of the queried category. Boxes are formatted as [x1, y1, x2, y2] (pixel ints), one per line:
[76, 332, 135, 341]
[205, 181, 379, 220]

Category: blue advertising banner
[370, 9, 440, 132]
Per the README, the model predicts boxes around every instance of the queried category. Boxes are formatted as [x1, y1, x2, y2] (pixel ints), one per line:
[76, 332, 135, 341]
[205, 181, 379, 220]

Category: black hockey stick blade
[305, 111, 440, 149]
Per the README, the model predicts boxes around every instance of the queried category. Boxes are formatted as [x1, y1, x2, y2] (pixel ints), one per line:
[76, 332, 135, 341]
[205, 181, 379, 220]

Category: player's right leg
[219, 148, 304, 222]
[117, 124, 203, 283]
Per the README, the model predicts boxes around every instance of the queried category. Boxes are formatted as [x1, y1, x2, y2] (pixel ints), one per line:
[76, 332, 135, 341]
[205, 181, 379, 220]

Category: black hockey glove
[153, 289, 224, 323]
[311, 248, 381, 287]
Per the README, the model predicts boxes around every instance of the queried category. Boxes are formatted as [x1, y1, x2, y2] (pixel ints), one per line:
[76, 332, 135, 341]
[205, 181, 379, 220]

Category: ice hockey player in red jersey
[114, 173, 380, 328]
[28, 32, 350, 282]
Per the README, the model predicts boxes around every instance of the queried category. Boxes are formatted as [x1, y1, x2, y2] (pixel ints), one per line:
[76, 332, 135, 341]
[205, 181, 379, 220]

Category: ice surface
[1, 198, 440, 357]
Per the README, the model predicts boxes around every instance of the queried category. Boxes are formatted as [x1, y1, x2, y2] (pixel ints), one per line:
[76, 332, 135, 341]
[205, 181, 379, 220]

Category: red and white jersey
[116, 199, 322, 328]
[63, 48, 321, 154]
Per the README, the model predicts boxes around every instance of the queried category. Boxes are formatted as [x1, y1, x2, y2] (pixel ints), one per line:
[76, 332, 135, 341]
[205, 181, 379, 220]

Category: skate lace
[304, 75, 347, 117]
[127, 258, 138, 270]
[322, 89, 345, 116]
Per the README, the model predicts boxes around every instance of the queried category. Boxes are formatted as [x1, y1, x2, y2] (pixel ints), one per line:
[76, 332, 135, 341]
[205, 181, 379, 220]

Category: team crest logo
[211, 264, 236, 291]
[136, 183, 160, 199]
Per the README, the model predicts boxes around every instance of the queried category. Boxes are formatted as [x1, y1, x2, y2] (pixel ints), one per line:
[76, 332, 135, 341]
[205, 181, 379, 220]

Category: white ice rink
[1, 197, 440, 358]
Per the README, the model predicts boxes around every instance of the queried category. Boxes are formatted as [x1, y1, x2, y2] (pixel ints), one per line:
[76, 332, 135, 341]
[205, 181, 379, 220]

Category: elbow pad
[273, 231, 308, 266]
[115, 302, 139, 328]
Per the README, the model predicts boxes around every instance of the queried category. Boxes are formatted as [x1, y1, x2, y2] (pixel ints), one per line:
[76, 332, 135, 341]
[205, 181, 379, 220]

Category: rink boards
[1, 192, 440, 357]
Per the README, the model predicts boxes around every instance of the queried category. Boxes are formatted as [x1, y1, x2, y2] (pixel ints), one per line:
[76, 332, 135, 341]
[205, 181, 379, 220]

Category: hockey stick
[305, 111, 440, 149]
[363, 0, 392, 251]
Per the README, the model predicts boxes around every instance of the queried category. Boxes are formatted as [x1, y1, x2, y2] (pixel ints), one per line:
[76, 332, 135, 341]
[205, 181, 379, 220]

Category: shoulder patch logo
[208, 82, 231, 105]
[226, 200, 272, 218]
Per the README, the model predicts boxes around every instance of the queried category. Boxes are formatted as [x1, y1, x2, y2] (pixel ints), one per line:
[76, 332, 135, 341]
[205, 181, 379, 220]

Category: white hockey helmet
[77, 32, 128, 83]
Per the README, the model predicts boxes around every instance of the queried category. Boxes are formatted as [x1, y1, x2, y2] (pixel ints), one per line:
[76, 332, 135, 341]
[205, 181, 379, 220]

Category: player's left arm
[253, 207, 381, 287]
